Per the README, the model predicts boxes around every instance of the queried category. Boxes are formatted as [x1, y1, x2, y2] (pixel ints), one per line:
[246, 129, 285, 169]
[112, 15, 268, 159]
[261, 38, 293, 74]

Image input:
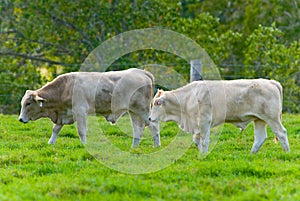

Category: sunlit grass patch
[0, 114, 299, 200]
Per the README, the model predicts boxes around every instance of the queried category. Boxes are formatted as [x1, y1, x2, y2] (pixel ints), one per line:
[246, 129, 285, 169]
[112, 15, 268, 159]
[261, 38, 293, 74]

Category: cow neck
[169, 90, 192, 121]
[46, 110, 58, 123]
[169, 90, 188, 112]
[165, 92, 181, 123]
[36, 90, 58, 119]
[37, 75, 68, 103]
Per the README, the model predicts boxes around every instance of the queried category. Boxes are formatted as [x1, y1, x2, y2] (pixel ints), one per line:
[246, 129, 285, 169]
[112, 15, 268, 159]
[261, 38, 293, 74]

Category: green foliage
[0, 59, 43, 113]
[0, 0, 181, 113]
[0, 1, 300, 113]
[198, 0, 300, 41]
[0, 114, 300, 200]
[244, 24, 300, 112]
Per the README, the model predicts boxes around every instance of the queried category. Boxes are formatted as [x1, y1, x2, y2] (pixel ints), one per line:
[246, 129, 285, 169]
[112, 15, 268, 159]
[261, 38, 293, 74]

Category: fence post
[190, 59, 202, 82]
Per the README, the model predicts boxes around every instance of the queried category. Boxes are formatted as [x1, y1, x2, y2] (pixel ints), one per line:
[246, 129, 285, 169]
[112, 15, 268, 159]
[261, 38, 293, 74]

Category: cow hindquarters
[48, 124, 63, 144]
[251, 120, 267, 153]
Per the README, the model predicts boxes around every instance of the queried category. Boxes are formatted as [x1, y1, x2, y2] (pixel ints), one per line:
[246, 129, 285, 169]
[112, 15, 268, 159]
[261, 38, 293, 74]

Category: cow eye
[25, 102, 31, 107]
[154, 99, 162, 106]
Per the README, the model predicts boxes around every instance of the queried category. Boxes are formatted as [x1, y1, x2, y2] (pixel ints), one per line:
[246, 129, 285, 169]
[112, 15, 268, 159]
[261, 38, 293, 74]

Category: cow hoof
[153, 143, 161, 148]
[193, 141, 199, 147]
[153, 134, 161, 147]
[250, 150, 258, 154]
[48, 140, 56, 145]
[132, 138, 140, 148]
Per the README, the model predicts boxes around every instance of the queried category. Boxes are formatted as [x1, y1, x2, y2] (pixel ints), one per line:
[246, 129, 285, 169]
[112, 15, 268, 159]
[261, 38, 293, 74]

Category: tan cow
[149, 79, 290, 154]
[19, 68, 160, 147]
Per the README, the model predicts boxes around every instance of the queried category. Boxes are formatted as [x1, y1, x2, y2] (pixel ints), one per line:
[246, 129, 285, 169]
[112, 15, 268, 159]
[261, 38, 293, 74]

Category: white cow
[149, 79, 290, 153]
[19, 68, 160, 147]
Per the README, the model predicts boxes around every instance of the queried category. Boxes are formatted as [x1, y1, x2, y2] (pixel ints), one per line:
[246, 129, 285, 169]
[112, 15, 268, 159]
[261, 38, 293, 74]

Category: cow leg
[148, 121, 160, 147]
[129, 112, 145, 147]
[48, 124, 63, 144]
[193, 134, 200, 146]
[75, 114, 87, 144]
[251, 120, 267, 153]
[268, 119, 290, 152]
[197, 125, 211, 154]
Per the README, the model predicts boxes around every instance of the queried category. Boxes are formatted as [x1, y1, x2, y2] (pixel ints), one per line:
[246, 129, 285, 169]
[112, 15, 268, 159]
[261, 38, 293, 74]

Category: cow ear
[25, 90, 34, 99]
[25, 90, 33, 94]
[33, 94, 46, 107]
[156, 89, 164, 98]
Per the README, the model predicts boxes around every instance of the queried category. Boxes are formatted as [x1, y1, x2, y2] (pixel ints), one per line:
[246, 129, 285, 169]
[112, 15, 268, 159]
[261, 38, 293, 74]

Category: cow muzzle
[19, 117, 28, 123]
[149, 116, 158, 122]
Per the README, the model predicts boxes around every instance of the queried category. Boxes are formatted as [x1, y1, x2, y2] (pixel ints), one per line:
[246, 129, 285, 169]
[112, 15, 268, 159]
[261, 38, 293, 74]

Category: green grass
[0, 114, 300, 200]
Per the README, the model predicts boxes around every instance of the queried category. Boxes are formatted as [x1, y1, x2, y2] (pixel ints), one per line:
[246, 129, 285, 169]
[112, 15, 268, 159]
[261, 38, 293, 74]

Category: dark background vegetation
[1, 0, 299, 113]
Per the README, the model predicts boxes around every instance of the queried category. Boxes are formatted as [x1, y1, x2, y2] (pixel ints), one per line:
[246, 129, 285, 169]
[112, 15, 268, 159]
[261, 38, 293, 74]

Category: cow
[19, 68, 160, 147]
[149, 79, 290, 154]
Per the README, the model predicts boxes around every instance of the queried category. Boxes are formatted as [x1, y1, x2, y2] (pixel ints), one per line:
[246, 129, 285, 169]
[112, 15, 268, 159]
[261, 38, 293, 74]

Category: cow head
[19, 90, 47, 123]
[149, 89, 179, 123]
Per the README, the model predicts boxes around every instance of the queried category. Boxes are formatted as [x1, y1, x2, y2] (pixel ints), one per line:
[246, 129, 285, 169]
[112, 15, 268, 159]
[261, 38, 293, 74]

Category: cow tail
[271, 80, 283, 144]
[271, 80, 283, 112]
[144, 70, 155, 85]
[276, 81, 283, 117]
[144, 70, 155, 95]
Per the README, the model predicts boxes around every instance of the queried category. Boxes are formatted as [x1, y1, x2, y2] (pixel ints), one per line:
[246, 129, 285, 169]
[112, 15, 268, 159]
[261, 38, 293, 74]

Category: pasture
[0, 114, 299, 200]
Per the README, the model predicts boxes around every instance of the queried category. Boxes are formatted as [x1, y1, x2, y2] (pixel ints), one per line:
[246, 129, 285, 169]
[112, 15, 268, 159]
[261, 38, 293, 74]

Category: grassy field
[0, 114, 299, 201]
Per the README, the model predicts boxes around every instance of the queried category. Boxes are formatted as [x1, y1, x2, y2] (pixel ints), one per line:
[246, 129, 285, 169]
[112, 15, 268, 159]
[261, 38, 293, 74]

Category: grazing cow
[149, 79, 290, 154]
[19, 68, 160, 147]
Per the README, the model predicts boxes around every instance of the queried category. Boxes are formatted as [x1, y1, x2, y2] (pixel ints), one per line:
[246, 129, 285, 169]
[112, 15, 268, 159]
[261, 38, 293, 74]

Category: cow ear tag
[33, 94, 46, 107]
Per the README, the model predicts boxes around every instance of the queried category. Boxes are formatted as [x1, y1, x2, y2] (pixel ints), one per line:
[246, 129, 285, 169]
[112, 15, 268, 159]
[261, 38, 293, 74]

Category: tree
[0, 1, 299, 113]
[0, 0, 183, 113]
[244, 24, 300, 112]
